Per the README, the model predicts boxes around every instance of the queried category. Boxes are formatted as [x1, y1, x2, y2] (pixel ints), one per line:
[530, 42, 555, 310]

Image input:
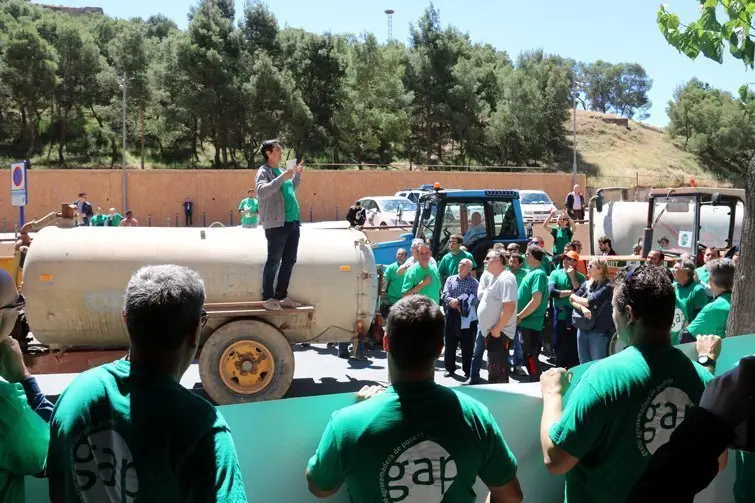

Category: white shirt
[572, 192, 582, 210]
[477, 270, 518, 339]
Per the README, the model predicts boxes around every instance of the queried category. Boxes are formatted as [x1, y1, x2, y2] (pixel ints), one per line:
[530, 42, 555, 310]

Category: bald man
[565, 185, 585, 221]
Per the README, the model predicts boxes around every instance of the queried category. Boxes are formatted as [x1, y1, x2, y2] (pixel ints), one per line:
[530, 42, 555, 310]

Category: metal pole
[572, 96, 577, 187]
[122, 72, 128, 212]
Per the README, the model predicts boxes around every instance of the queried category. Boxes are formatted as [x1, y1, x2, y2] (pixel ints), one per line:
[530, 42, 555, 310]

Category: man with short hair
[647, 249, 665, 266]
[463, 211, 486, 243]
[539, 265, 723, 503]
[256, 139, 304, 311]
[47, 265, 247, 502]
[548, 251, 585, 368]
[696, 247, 719, 287]
[90, 207, 107, 226]
[119, 210, 139, 227]
[397, 238, 437, 276]
[564, 185, 585, 221]
[238, 189, 259, 228]
[401, 243, 442, 304]
[506, 243, 521, 255]
[673, 259, 709, 324]
[684, 258, 734, 339]
[525, 237, 553, 274]
[73, 192, 93, 226]
[381, 248, 408, 318]
[508, 253, 527, 286]
[466, 249, 518, 385]
[598, 236, 616, 256]
[0, 269, 54, 503]
[306, 295, 523, 502]
[107, 207, 123, 227]
[438, 234, 477, 285]
[346, 201, 366, 228]
[516, 245, 549, 381]
[441, 258, 479, 378]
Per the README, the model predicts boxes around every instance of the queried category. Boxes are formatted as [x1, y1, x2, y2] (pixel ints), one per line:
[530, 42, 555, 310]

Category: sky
[46, 0, 755, 127]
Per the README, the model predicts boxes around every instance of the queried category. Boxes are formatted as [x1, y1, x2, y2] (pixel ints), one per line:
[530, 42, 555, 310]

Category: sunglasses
[201, 309, 208, 327]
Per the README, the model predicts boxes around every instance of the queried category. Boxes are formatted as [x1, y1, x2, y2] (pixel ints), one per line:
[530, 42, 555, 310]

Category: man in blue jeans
[256, 139, 305, 311]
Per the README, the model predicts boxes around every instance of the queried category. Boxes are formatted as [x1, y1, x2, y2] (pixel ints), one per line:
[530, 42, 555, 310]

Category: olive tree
[658, 1, 755, 336]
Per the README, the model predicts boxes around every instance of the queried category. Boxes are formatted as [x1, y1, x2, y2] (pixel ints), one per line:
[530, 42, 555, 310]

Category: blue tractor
[372, 185, 532, 271]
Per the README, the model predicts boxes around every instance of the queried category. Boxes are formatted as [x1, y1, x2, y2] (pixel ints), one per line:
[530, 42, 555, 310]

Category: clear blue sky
[48, 0, 754, 127]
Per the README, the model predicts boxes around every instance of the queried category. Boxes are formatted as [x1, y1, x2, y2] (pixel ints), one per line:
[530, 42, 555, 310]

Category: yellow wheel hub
[219, 341, 275, 395]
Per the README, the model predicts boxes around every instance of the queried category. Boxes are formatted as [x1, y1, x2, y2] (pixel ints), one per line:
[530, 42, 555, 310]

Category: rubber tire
[199, 319, 295, 405]
[608, 331, 626, 355]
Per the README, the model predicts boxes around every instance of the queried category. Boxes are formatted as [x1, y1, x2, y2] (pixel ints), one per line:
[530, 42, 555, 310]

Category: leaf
[700, 6, 722, 32]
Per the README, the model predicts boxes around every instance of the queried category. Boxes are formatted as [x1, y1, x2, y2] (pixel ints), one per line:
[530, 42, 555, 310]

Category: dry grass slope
[563, 109, 720, 187]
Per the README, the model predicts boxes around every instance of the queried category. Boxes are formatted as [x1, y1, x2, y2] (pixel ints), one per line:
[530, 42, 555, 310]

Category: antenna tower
[385, 9, 395, 40]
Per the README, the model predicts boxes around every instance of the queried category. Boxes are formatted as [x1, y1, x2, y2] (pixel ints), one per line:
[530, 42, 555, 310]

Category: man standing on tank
[256, 139, 304, 311]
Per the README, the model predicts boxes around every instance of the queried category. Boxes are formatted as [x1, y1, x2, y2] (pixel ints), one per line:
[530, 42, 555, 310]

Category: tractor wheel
[199, 319, 295, 405]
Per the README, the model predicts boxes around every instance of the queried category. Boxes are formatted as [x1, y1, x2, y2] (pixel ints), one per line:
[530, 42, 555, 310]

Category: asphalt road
[34, 342, 552, 403]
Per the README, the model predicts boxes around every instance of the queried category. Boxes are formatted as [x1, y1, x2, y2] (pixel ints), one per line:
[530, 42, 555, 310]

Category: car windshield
[651, 195, 697, 255]
[379, 199, 417, 213]
[521, 193, 552, 205]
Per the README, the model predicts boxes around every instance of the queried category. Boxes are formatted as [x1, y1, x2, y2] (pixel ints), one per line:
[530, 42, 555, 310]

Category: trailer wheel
[199, 319, 295, 405]
[608, 332, 626, 356]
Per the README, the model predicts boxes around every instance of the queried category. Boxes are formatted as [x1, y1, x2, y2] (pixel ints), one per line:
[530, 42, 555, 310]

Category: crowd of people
[71, 192, 138, 227]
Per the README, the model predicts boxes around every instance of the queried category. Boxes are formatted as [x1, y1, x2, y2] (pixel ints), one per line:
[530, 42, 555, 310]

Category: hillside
[565, 109, 719, 187]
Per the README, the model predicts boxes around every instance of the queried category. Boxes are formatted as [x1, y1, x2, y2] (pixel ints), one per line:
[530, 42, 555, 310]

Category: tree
[659, 1, 755, 336]
[577, 60, 652, 119]
[1, 22, 57, 156]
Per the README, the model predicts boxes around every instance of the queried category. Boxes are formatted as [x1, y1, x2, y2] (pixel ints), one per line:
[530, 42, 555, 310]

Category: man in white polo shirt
[465, 248, 518, 384]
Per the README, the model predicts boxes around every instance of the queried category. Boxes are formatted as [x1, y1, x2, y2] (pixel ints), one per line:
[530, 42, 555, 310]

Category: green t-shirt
[551, 227, 573, 255]
[47, 360, 248, 502]
[272, 167, 300, 222]
[674, 280, 709, 323]
[238, 197, 259, 225]
[383, 261, 405, 305]
[550, 344, 714, 503]
[307, 380, 518, 503]
[669, 297, 688, 346]
[401, 262, 442, 304]
[695, 265, 710, 286]
[522, 254, 553, 275]
[90, 214, 108, 226]
[109, 213, 124, 226]
[511, 268, 527, 286]
[438, 250, 476, 282]
[517, 268, 548, 330]
[549, 269, 586, 320]
[0, 381, 49, 503]
[686, 292, 731, 338]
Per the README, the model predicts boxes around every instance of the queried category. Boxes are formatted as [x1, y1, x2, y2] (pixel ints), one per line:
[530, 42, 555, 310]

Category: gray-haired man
[397, 238, 437, 276]
[47, 265, 247, 502]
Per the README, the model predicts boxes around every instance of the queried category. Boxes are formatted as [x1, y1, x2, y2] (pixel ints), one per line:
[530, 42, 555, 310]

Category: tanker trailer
[590, 199, 743, 256]
[21, 225, 379, 405]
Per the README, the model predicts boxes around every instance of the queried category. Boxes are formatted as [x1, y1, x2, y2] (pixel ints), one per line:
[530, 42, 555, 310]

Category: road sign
[10, 161, 27, 207]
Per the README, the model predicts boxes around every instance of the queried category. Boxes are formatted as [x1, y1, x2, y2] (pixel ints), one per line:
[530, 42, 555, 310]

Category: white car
[519, 190, 558, 222]
[358, 196, 417, 227]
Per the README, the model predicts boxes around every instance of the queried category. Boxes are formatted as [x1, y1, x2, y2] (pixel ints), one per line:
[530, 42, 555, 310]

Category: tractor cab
[372, 183, 530, 272]
[640, 187, 744, 265]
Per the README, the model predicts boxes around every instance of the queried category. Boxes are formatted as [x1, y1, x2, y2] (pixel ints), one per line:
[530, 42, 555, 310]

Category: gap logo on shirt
[378, 433, 457, 502]
[636, 379, 694, 457]
[72, 427, 139, 502]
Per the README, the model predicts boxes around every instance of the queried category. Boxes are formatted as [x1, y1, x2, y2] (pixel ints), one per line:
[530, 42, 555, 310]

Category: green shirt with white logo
[549, 269, 585, 320]
[401, 262, 442, 304]
[307, 380, 518, 503]
[272, 168, 300, 222]
[674, 280, 709, 323]
[550, 344, 713, 503]
[238, 197, 259, 225]
[686, 292, 731, 338]
[669, 297, 688, 346]
[383, 261, 405, 305]
[517, 268, 548, 330]
[438, 250, 476, 283]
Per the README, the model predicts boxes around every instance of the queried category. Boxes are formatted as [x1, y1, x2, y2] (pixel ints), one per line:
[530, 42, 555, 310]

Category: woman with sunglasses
[544, 210, 575, 268]
[570, 258, 614, 363]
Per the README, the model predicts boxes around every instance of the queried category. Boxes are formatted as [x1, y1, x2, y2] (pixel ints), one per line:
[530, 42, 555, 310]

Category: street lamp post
[571, 75, 579, 187]
[119, 73, 128, 212]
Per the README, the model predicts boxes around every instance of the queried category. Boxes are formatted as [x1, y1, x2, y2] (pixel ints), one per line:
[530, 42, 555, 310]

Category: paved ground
[34, 342, 553, 403]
